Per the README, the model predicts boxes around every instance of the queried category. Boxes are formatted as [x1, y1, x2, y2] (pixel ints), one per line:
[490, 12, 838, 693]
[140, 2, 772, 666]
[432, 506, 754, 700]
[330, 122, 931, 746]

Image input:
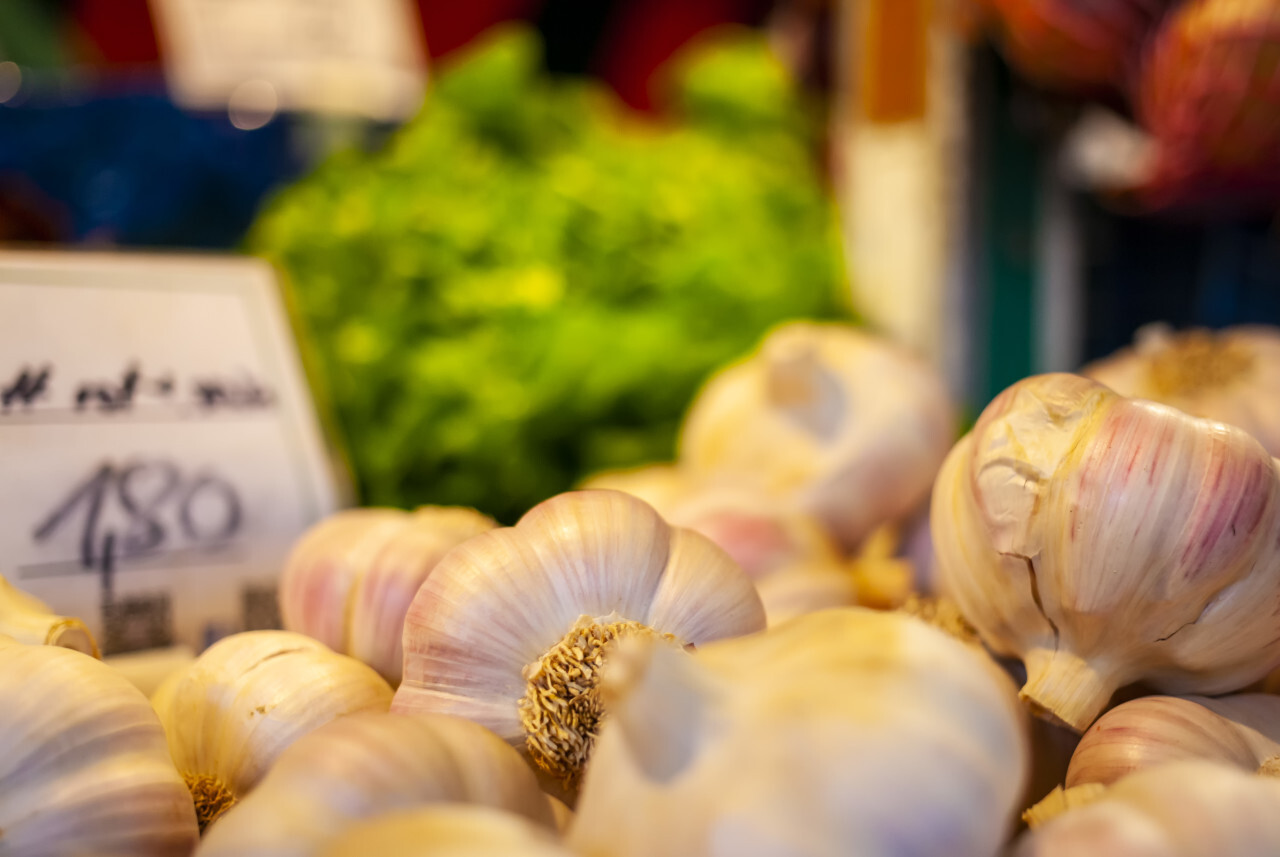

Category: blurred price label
[0, 251, 344, 654]
[149, 0, 427, 122]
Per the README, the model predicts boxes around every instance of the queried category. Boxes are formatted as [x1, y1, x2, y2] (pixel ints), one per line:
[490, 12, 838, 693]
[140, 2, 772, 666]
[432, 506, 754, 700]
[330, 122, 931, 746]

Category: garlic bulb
[0, 572, 98, 656]
[392, 489, 766, 797]
[0, 635, 198, 855]
[1067, 694, 1280, 789]
[932, 373, 1280, 732]
[569, 608, 1028, 857]
[151, 629, 393, 830]
[281, 505, 496, 682]
[1013, 761, 1280, 856]
[317, 806, 575, 857]
[679, 321, 955, 552]
[197, 712, 554, 857]
[1084, 324, 1280, 457]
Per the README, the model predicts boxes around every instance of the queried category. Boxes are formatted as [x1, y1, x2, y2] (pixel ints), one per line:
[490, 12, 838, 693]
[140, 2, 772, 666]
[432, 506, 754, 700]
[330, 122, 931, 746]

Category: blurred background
[2, 0, 1278, 522]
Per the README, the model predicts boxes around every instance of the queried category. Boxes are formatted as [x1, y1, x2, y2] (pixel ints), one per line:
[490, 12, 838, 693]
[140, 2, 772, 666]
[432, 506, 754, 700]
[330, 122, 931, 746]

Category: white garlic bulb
[679, 321, 954, 552]
[569, 608, 1028, 857]
[151, 629, 393, 831]
[317, 806, 575, 857]
[1084, 324, 1280, 456]
[197, 712, 554, 857]
[933, 373, 1280, 733]
[0, 635, 198, 856]
[281, 506, 496, 683]
[1013, 761, 1280, 856]
[0, 572, 98, 656]
[392, 489, 766, 797]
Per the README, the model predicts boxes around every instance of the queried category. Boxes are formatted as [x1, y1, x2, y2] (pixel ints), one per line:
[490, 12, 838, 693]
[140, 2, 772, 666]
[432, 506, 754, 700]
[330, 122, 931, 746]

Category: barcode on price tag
[0, 251, 344, 653]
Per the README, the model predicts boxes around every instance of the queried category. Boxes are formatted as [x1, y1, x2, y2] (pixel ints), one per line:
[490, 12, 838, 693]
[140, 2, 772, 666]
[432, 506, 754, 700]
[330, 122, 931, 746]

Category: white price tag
[0, 251, 344, 654]
[149, 0, 428, 122]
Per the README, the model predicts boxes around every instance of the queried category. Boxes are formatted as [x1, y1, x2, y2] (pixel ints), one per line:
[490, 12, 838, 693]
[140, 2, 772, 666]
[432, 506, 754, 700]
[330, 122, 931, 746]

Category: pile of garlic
[16, 320, 1280, 857]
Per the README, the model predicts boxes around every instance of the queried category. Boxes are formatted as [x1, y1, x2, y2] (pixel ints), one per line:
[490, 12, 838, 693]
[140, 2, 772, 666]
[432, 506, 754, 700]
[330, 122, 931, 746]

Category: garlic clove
[0, 635, 198, 856]
[680, 321, 955, 553]
[151, 629, 393, 831]
[281, 506, 497, 683]
[933, 373, 1280, 733]
[0, 572, 99, 656]
[315, 805, 576, 857]
[196, 712, 554, 857]
[348, 506, 497, 682]
[280, 508, 412, 653]
[393, 489, 765, 796]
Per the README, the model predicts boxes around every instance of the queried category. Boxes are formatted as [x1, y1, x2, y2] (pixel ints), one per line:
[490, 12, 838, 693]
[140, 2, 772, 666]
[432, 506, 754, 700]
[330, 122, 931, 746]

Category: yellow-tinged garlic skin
[196, 712, 554, 857]
[280, 506, 496, 683]
[1065, 694, 1280, 789]
[1013, 761, 1280, 857]
[1083, 324, 1280, 457]
[151, 630, 393, 830]
[679, 322, 955, 552]
[0, 573, 98, 657]
[570, 608, 1028, 857]
[316, 806, 575, 857]
[0, 635, 198, 856]
[933, 373, 1280, 733]
[392, 489, 766, 792]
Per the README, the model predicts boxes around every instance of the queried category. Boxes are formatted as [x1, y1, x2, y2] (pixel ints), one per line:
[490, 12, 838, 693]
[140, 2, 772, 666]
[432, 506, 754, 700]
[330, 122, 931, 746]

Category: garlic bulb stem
[1021, 649, 1120, 733]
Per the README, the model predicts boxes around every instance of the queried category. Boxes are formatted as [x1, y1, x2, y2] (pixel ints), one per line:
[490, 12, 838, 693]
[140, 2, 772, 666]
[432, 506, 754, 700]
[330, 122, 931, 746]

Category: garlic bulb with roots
[932, 373, 1280, 733]
[1083, 324, 1280, 457]
[568, 608, 1028, 857]
[281, 505, 496, 683]
[197, 712, 554, 857]
[391, 489, 766, 799]
[317, 806, 575, 857]
[0, 635, 198, 856]
[679, 321, 954, 553]
[151, 630, 393, 831]
[1013, 761, 1280, 856]
[0, 572, 98, 656]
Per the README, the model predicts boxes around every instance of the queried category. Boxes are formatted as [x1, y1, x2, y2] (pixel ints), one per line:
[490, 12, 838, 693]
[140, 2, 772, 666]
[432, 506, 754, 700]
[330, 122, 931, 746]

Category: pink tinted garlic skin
[1065, 694, 1280, 790]
[281, 507, 497, 684]
[933, 373, 1280, 733]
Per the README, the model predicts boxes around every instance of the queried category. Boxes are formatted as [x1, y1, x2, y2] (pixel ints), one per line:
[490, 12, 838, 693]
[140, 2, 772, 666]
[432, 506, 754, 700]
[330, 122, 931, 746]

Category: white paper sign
[149, 0, 428, 122]
[0, 251, 344, 654]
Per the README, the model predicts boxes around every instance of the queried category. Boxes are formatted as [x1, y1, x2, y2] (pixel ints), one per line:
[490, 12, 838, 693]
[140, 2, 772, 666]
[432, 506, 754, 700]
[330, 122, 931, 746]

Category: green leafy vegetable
[250, 26, 851, 523]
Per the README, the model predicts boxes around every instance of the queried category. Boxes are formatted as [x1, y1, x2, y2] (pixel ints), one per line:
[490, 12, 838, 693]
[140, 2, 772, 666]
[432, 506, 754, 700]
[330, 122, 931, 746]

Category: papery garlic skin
[570, 608, 1028, 857]
[0, 573, 98, 656]
[281, 506, 496, 682]
[316, 806, 575, 857]
[680, 322, 954, 552]
[392, 489, 766, 797]
[1084, 325, 1280, 457]
[197, 712, 553, 857]
[0, 635, 198, 856]
[1013, 761, 1280, 857]
[932, 373, 1280, 732]
[151, 630, 393, 830]
[1065, 694, 1280, 790]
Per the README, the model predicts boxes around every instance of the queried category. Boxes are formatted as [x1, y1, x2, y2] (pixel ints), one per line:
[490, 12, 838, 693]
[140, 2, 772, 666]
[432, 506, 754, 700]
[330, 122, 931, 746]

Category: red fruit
[987, 0, 1169, 92]
[1136, 0, 1280, 211]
